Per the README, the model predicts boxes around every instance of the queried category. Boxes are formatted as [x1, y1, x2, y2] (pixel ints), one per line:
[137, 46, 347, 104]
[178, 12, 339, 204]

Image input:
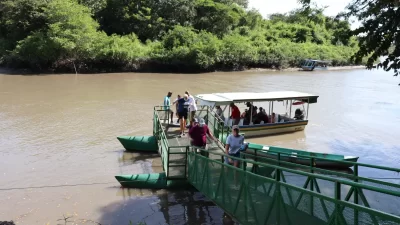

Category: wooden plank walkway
[162, 123, 225, 178]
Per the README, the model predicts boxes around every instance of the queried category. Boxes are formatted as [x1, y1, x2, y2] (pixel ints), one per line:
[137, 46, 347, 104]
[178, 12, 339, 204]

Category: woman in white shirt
[185, 91, 197, 123]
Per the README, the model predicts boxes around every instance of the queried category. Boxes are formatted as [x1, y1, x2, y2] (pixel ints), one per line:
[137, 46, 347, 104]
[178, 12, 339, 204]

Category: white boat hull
[241, 125, 306, 137]
[238, 121, 308, 138]
[302, 66, 328, 71]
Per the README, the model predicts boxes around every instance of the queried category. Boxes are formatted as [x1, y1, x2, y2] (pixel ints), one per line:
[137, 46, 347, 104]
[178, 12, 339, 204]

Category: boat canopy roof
[195, 91, 319, 106]
[305, 59, 331, 63]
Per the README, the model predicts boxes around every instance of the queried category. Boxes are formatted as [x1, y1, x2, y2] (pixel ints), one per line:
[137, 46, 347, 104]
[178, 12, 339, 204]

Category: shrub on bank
[0, 0, 362, 73]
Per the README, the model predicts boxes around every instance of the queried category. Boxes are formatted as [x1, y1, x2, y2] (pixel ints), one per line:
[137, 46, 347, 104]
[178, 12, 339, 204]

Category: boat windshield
[303, 60, 329, 67]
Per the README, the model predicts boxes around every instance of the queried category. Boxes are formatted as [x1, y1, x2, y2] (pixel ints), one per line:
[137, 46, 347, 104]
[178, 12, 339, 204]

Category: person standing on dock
[185, 91, 197, 125]
[225, 125, 245, 168]
[189, 118, 216, 156]
[164, 92, 173, 124]
[174, 94, 189, 137]
[230, 103, 241, 125]
[215, 105, 225, 121]
[175, 94, 181, 124]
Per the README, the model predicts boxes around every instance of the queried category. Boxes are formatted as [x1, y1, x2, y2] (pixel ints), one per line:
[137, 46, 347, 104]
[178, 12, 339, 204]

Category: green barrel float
[117, 135, 158, 152]
[115, 172, 190, 189]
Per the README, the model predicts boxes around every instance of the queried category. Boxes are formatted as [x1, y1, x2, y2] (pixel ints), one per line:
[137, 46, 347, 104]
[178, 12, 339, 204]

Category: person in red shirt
[230, 102, 241, 125]
[189, 118, 216, 156]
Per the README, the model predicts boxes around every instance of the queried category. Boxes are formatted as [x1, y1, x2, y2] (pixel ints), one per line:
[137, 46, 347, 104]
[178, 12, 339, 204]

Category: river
[0, 69, 399, 225]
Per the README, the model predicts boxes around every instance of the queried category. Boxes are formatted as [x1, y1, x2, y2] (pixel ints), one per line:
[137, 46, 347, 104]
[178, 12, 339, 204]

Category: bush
[220, 33, 257, 68]
[0, 0, 362, 73]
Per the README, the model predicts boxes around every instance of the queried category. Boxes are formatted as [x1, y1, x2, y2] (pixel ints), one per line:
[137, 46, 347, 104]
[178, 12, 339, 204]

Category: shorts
[225, 152, 240, 164]
[178, 111, 188, 120]
[189, 110, 196, 121]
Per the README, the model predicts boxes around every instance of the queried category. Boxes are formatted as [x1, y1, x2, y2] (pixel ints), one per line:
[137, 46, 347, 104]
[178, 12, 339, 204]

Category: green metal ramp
[152, 106, 400, 225]
[187, 151, 400, 225]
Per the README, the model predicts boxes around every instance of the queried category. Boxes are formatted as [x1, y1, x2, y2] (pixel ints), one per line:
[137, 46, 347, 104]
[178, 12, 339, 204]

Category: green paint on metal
[123, 106, 400, 225]
[187, 152, 400, 225]
[115, 173, 190, 189]
[117, 136, 158, 152]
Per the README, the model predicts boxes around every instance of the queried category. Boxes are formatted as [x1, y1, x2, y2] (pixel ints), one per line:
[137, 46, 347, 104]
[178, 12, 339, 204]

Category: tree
[0, 0, 48, 51]
[78, 0, 107, 14]
[97, 0, 160, 41]
[10, 0, 106, 69]
[300, 0, 400, 77]
[0, 0, 362, 72]
[194, 0, 244, 37]
[97, 0, 196, 41]
[216, 0, 249, 8]
[346, 0, 400, 77]
[154, 0, 196, 28]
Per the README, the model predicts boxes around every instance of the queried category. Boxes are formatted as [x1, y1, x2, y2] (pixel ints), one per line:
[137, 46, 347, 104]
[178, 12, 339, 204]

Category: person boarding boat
[189, 118, 216, 156]
[174, 94, 189, 137]
[185, 91, 197, 125]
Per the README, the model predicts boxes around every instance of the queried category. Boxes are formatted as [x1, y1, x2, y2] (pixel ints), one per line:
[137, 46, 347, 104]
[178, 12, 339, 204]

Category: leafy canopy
[300, 0, 400, 77]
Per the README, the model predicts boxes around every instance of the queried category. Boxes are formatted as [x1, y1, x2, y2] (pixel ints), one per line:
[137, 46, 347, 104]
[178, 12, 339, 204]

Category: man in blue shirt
[164, 92, 173, 123]
[174, 94, 189, 137]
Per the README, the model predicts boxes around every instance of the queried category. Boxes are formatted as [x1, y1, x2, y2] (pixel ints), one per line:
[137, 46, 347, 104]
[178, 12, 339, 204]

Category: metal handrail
[189, 147, 400, 198]
[200, 105, 400, 174]
[241, 151, 400, 189]
[244, 147, 400, 173]
[187, 151, 400, 224]
[155, 106, 400, 181]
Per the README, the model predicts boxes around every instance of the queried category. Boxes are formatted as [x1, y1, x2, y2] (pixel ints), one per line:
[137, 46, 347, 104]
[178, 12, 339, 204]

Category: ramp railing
[240, 149, 400, 215]
[187, 148, 400, 225]
[153, 106, 400, 224]
[153, 107, 188, 179]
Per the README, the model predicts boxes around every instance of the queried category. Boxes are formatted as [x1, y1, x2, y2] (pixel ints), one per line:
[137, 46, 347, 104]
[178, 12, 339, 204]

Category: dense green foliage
[0, 0, 360, 73]
[301, 0, 399, 78]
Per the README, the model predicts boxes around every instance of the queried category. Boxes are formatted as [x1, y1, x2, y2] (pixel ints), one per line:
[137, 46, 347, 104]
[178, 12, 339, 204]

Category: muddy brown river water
[0, 69, 399, 224]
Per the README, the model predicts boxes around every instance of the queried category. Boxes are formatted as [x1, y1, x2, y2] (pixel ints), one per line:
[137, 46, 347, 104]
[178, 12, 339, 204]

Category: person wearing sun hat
[189, 117, 216, 156]
[225, 125, 246, 168]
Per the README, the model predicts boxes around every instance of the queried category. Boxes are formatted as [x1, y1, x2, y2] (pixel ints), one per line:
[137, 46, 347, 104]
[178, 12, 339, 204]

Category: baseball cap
[193, 118, 199, 123]
[199, 118, 205, 125]
[232, 125, 239, 130]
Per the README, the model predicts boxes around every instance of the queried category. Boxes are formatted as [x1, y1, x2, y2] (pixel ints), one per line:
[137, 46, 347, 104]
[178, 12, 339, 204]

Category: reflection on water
[248, 130, 307, 150]
[1, 69, 400, 224]
[117, 151, 164, 175]
[100, 188, 237, 225]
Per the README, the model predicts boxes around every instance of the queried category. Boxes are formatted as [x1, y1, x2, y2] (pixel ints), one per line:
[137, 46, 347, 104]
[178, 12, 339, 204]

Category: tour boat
[301, 59, 330, 71]
[195, 91, 319, 138]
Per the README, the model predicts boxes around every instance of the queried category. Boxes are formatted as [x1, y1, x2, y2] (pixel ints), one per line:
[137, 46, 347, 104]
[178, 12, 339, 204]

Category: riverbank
[244, 65, 365, 72]
[1, 0, 365, 77]
[0, 65, 366, 75]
